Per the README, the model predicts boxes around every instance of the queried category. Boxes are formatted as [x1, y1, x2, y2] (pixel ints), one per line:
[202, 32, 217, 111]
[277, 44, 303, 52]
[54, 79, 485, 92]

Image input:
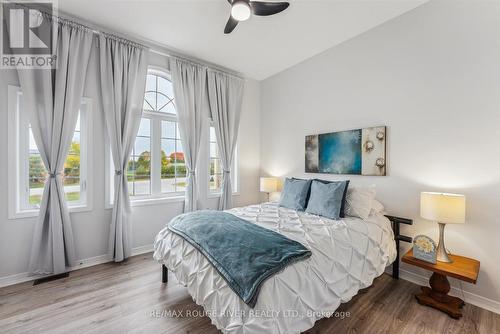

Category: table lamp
[420, 192, 466, 263]
[260, 177, 279, 201]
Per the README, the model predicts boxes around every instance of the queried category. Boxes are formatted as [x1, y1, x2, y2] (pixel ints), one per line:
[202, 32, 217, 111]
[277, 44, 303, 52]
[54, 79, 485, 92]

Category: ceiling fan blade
[250, 1, 289, 16]
[224, 16, 239, 34]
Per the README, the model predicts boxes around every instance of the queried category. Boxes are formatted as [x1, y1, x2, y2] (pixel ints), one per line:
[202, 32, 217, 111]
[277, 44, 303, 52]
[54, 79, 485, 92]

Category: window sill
[207, 192, 240, 199]
[106, 195, 186, 209]
[106, 193, 241, 209]
[8, 204, 92, 220]
[131, 196, 185, 207]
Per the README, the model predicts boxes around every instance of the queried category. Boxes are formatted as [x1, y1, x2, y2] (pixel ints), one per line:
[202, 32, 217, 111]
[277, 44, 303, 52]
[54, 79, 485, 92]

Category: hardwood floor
[1, 253, 498, 334]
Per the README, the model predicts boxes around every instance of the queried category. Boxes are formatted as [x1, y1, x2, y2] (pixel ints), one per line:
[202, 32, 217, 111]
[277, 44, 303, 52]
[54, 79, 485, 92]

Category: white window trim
[7, 85, 93, 219]
[138, 109, 186, 199]
[207, 122, 240, 199]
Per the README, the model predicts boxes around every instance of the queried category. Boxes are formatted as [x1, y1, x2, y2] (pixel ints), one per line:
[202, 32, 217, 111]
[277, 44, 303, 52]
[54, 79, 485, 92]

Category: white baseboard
[131, 244, 155, 255]
[0, 244, 154, 288]
[399, 268, 500, 315]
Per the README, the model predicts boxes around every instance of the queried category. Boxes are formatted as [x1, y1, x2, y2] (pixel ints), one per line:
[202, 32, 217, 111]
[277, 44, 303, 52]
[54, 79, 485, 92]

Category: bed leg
[393, 220, 400, 279]
[162, 264, 168, 283]
[393, 249, 400, 279]
[385, 215, 413, 280]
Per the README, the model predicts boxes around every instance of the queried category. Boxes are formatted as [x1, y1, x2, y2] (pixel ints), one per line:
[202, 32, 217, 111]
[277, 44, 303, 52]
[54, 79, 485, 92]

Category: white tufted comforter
[153, 202, 396, 334]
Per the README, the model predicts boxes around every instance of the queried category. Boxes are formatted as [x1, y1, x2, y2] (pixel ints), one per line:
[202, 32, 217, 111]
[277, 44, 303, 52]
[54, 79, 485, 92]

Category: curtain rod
[18, 2, 244, 79]
[84, 28, 167, 57]
[87, 29, 243, 80]
[89, 29, 245, 80]
[91, 29, 246, 81]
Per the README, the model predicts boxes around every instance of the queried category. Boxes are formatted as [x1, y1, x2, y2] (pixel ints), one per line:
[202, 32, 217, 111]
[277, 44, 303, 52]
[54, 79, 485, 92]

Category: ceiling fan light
[231, 1, 251, 21]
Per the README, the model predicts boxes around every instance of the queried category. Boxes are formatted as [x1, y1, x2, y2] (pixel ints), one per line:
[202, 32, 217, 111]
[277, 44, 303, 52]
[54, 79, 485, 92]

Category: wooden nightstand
[402, 248, 480, 319]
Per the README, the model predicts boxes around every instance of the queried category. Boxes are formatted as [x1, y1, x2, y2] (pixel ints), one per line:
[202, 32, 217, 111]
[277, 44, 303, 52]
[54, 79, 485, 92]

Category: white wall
[260, 0, 500, 312]
[0, 47, 261, 281]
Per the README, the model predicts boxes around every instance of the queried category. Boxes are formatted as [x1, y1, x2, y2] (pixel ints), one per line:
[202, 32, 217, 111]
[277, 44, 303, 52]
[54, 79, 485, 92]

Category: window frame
[7, 85, 93, 219]
[106, 68, 186, 207]
[142, 69, 187, 199]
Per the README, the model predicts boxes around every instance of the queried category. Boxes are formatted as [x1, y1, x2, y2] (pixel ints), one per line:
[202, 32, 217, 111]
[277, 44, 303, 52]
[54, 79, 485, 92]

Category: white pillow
[345, 186, 376, 220]
[370, 199, 385, 216]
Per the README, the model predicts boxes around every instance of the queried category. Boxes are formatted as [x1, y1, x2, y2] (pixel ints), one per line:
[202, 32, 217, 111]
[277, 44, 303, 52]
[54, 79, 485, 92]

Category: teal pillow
[279, 178, 311, 211]
[305, 180, 348, 220]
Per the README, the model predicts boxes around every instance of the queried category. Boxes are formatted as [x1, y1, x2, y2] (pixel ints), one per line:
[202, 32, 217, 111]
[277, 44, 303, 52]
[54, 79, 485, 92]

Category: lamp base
[436, 222, 452, 263]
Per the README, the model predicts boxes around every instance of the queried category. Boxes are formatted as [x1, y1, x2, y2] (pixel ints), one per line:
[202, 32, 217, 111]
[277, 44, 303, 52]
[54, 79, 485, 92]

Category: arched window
[127, 69, 186, 198]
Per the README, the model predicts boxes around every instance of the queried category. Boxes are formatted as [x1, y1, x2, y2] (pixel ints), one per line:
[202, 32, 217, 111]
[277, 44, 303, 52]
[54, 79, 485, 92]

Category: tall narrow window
[8, 86, 92, 218]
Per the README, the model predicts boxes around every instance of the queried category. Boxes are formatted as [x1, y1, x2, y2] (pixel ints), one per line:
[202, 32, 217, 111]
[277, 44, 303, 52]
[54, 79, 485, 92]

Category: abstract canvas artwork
[305, 126, 386, 176]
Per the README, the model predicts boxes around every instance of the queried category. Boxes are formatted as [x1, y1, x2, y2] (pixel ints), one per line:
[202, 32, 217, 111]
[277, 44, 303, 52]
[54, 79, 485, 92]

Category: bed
[153, 202, 411, 334]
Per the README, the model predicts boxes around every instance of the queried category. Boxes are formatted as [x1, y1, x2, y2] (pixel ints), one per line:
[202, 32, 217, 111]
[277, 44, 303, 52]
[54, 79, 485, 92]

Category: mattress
[153, 202, 397, 334]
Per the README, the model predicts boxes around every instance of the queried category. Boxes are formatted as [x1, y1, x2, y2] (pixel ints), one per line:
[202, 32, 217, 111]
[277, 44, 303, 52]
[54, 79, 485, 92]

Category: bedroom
[0, 0, 499, 333]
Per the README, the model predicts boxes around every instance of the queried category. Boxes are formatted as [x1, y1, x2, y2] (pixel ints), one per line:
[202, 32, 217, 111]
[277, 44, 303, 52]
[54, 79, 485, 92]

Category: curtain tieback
[48, 172, 61, 178]
[115, 170, 123, 176]
[223, 169, 231, 174]
[188, 170, 196, 175]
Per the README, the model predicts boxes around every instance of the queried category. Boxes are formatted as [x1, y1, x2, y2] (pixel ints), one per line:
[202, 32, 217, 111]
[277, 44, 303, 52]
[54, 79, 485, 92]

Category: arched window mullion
[155, 75, 158, 111]
[144, 99, 155, 111]
[158, 100, 175, 113]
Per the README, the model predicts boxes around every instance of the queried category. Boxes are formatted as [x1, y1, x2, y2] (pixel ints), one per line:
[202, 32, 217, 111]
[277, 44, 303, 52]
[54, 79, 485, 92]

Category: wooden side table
[402, 249, 480, 319]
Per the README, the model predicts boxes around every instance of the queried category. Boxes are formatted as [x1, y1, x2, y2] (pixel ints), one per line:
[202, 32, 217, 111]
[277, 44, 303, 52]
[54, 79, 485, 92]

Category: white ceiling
[58, 0, 428, 80]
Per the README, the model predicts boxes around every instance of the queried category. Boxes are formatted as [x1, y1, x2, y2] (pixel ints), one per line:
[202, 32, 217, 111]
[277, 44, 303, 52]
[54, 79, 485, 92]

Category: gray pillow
[305, 180, 348, 220]
[279, 178, 311, 211]
[314, 179, 350, 218]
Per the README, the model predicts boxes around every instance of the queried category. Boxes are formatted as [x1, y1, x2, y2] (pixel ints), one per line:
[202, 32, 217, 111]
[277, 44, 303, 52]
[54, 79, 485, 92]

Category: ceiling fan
[224, 0, 290, 34]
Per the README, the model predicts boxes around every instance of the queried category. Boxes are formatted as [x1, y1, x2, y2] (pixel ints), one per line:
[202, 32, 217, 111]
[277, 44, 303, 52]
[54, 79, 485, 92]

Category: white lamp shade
[420, 192, 466, 224]
[260, 177, 279, 193]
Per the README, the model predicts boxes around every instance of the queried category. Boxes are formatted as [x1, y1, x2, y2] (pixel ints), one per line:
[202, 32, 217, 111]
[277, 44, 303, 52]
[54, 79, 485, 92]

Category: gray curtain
[17, 21, 93, 274]
[99, 35, 148, 262]
[170, 58, 207, 212]
[207, 70, 244, 210]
